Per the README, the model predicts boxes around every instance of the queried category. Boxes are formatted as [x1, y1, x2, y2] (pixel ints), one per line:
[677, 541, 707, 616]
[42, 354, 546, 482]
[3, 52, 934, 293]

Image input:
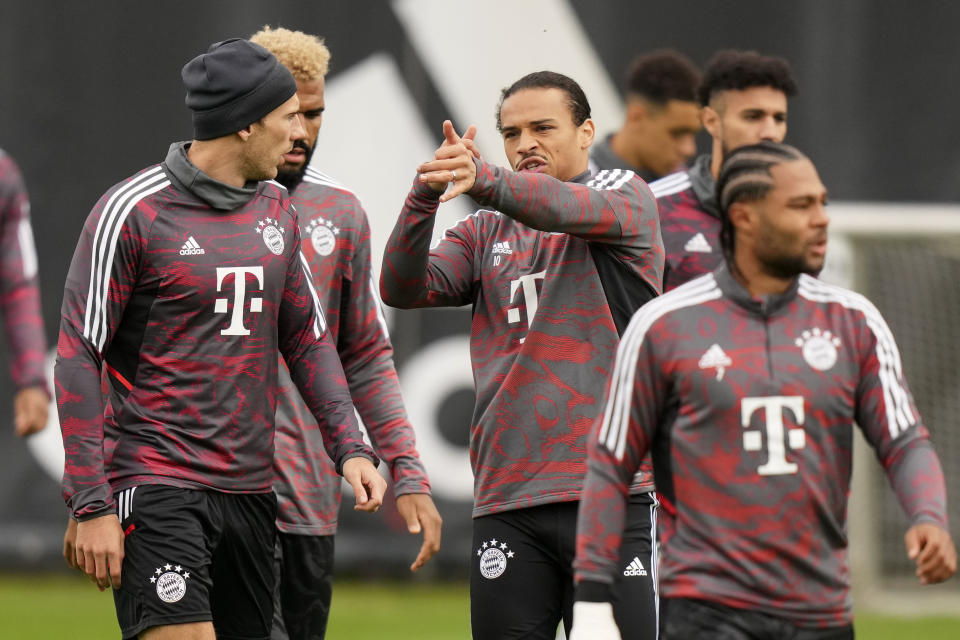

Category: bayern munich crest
[255, 217, 285, 255]
[476, 538, 515, 579]
[150, 563, 190, 603]
[305, 217, 339, 256]
[795, 328, 841, 371]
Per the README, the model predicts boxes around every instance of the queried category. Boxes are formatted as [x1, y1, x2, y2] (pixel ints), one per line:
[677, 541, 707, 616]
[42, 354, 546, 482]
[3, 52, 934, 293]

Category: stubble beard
[276, 141, 316, 191]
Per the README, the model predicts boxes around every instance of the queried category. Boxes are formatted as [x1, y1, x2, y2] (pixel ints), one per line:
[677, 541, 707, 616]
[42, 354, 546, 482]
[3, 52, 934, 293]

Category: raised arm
[416, 121, 663, 294]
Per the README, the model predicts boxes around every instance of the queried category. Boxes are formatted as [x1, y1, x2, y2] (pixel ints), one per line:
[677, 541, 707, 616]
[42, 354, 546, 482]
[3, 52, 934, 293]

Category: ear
[236, 124, 255, 142]
[727, 201, 757, 237]
[625, 100, 648, 124]
[579, 117, 595, 150]
[701, 105, 721, 139]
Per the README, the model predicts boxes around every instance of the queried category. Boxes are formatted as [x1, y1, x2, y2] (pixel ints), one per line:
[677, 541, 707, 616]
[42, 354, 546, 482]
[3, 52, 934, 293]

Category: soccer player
[590, 49, 701, 182]
[571, 141, 957, 640]
[651, 50, 797, 292]
[0, 148, 48, 438]
[56, 39, 385, 640]
[249, 26, 441, 640]
[380, 71, 664, 639]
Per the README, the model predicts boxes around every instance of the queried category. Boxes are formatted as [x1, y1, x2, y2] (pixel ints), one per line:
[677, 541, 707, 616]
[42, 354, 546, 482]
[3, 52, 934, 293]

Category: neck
[730, 247, 794, 297]
[610, 129, 649, 172]
[187, 140, 248, 188]
[709, 138, 723, 178]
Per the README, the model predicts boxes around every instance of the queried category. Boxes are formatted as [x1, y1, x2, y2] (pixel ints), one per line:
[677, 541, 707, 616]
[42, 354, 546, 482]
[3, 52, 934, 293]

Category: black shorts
[470, 493, 658, 640]
[271, 532, 335, 640]
[662, 598, 854, 640]
[112, 485, 277, 640]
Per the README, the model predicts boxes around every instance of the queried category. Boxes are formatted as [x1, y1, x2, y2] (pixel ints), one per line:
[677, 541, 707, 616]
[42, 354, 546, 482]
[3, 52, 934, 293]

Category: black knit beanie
[182, 38, 298, 140]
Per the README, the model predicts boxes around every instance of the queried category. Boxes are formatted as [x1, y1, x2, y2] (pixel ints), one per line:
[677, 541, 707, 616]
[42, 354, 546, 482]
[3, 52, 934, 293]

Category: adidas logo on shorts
[623, 556, 648, 577]
[180, 236, 205, 256]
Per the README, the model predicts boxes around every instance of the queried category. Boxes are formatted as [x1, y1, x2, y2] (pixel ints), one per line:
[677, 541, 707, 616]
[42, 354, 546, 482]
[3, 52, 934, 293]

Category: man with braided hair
[249, 26, 440, 640]
[571, 141, 956, 639]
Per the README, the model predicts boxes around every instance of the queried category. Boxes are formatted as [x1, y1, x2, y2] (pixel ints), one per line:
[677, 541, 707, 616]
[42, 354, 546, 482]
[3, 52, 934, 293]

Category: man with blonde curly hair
[250, 26, 441, 640]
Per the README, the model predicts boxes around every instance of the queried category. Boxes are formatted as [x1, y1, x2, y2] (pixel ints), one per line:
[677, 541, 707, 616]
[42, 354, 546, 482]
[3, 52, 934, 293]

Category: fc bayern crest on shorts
[476, 538, 515, 579]
[255, 217, 285, 255]
[149, 563, 191, 603]
[305, 217, 339, 256]
[795, 328, 841, 371]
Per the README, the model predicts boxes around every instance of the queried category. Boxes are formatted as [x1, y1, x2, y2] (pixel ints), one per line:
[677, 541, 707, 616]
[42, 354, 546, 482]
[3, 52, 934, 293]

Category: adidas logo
[699, 343, 732, 381]
[492, 241, 513, 255]
[179, 236, 205, 256]
[684, 232, 712, 253]
[623, 557, 647, 577]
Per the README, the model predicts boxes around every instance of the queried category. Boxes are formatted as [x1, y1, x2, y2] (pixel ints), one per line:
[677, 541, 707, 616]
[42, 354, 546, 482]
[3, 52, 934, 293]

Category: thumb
[462, 124, 478, 142]
[905, 527, 923, 559]
[443, 120, 461, 145]
[406, 516, 422, 535]
[347, 470, 369, 507]
[396, 498, 422, 534]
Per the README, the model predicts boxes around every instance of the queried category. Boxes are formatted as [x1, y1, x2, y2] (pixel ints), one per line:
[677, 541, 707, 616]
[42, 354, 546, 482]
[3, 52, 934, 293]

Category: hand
[905, 522, 957, 584]
[63, 517, 80, 570]
[569, 601, 621, 640]
[14, 386, 48, 437]
[75, 514, 125, 591]
[395, 493, 442, 572]
[419, 120, 478, 202]
[343, 456, 387, 513]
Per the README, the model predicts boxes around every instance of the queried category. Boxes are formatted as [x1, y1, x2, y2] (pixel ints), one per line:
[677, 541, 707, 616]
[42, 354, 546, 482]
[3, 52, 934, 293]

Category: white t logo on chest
[506, 270, 546, 343]
[214, 266, 265, 336]
[741, 395, 806, 475]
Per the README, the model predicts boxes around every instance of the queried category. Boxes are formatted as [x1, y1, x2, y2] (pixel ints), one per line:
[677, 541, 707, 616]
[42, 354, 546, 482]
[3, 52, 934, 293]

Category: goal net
[825, 203, 960, 614]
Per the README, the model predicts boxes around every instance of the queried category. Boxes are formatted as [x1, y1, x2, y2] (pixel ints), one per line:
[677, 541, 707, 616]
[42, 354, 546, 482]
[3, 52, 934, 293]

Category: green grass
[0, 573, 956, 639]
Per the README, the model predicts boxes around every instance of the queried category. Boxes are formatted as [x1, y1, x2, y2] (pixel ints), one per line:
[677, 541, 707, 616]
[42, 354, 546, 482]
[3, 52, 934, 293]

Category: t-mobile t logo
[506, 270, 546, 343]
[741, 396, 806, 476]
[214, 266, 265, 336]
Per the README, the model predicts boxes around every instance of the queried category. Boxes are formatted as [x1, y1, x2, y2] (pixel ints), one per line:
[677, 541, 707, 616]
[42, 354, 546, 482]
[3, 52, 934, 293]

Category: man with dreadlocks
[570, 141, 956, 639]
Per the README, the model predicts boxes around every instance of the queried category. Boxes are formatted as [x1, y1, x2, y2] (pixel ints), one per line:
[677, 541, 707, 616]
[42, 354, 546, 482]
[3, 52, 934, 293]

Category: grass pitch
[0, 573, 956, 639]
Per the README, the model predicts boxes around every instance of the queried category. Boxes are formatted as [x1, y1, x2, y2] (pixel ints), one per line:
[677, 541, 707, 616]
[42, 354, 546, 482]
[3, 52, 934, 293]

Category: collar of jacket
[689, 154, 720, 219]
[714, 262, 799, 318]
[163, 141, 260, 211]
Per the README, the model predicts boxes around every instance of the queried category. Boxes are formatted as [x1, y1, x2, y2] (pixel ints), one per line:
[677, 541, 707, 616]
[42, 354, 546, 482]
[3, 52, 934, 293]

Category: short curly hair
[249, 26, 330, 83]
[698, 50, 797, 107]
[625, 49, 700, 105]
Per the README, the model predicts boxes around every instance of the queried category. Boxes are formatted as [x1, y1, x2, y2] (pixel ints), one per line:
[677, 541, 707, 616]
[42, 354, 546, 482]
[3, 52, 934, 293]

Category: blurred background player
[651, 50, 797, 291]
[249, 26, 441, 640]
[56, 39, 384, 640]
[571, 141, 956, 640]
[589, 49, 701, 182]
[0, 148, 48, 438]
[381, 71, 663, 639]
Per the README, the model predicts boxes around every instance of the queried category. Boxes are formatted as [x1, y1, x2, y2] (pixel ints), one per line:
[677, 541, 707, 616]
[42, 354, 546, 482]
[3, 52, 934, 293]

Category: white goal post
[831, 202, 960, 615]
